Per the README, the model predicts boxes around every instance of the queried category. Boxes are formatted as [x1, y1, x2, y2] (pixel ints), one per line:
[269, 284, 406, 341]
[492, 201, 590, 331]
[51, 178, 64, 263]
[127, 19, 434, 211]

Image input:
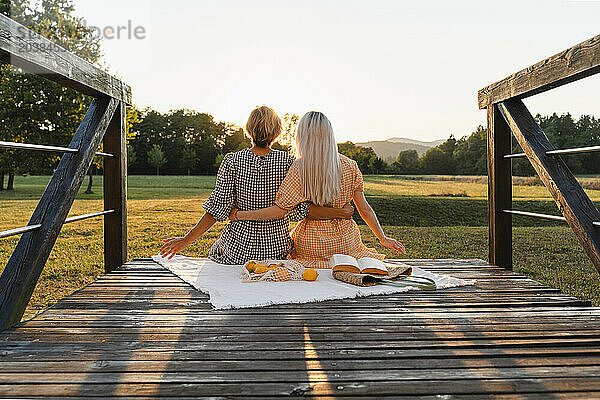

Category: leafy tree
[393, 150, 419, 174]
[453, 126, 486, 175]
[221, 127, 250, 154]
[419, 147, 453, 174]
[368, 156, 386, 174]
[0, 0, 101, 190]
[181, 148, 196, 176]
[214, 153, 225, 169]
[147, 144, 166, 175]
[537, 113, 581, 174]
[576, 114, 600, 174]
[338, 141, 380, 173]
[128, 108, 246, 175]
[271, 142, 292, 153]
[128, 109, 168, 174]
[127, 145, 137, 167]
[126, 106, 141, 141]
[279, 113, 299, 149]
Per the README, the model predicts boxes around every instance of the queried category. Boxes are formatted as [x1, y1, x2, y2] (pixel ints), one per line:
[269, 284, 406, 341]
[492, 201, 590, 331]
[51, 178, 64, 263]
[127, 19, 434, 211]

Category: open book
[330, 254, 390, 275]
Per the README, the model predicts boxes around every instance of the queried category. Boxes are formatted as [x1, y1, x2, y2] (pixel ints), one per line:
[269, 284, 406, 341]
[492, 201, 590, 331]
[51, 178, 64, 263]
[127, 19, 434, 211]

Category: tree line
[344, 112, 600, 177]
[3, 103, 600, 191]
[126, 109, 302, 176]
[84, 110, 600, 178]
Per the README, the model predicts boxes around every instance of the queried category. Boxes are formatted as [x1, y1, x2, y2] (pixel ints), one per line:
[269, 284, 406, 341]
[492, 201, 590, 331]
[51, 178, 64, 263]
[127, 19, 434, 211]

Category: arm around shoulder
[235, 205, 288, 221]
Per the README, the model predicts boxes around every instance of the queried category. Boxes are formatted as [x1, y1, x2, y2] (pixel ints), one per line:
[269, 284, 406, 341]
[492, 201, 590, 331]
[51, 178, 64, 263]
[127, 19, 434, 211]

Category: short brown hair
[245, 106, 281, 148]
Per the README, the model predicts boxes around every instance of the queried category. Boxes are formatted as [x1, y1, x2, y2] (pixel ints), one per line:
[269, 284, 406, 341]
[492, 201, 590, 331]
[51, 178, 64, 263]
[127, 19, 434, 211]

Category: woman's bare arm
[160, 212, 217, 259]
[352, 190, 406, 255]
[231, 203, 354, 221]
[234, 205, 287, 221]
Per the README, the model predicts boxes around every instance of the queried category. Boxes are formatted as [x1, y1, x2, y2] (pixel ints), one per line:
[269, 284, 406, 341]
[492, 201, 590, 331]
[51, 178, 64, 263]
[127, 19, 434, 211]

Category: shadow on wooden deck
[2, 259, 600, 398]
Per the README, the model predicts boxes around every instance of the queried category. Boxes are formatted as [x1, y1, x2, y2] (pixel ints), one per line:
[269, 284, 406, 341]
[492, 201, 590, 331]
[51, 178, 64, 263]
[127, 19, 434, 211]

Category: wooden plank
[33, 310, 600, 321]
[4, 346, 600, 363]
[0, 377, 600, 397]
[478, 34, 600, 108]
[0, 98, 119, 330]
[487, 104, 513, 270]
[498, 99, 600, 271]
[5, 337, 600, 351]
[0, 395, 585, 400]
[26, 318, 600, 329]
[55, 297, 583, 307]
[34, 303, 600, 313]
[63, 285, 565, 293]
[0, 394, 590, 400]
[103, 101, 127, 273]
[0, 14, 132, 103]
[45, 299, 591, 309]
[47, 292, 580, 300]
[16, 322, 600, 333]
[4, 356, 600, 373]
[5, 329, 600, 342]
[23, 316, 600, 328]
[5, 365, 600, 383]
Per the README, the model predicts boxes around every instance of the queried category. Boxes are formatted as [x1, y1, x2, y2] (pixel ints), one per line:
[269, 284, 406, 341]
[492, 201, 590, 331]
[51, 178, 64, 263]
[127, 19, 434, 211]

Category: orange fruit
[302, 268, 319, 281]
[246, 262, 256, 272]
[254, 262, 267, 270]
[254, 266, 267, 274]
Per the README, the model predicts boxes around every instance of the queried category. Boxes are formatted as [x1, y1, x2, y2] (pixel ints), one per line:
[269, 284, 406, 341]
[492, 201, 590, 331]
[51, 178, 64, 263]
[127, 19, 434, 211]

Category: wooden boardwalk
[2, 259, 600, 398]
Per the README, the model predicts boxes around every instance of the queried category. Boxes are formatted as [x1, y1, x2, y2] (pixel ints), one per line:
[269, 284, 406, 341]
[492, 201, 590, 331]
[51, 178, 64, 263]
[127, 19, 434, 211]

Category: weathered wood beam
[0, 14, 131, 104]
[0, 97, 119, 330]
[487, 105, 513, 270]
[103, 102, 127, 273]
[498, 99, 600, 271]
[479, 34, 600, 109]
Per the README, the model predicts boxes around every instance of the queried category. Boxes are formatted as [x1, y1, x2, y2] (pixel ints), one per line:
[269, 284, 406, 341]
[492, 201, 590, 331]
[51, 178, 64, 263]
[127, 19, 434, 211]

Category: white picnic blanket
[152, 255, 474, 309]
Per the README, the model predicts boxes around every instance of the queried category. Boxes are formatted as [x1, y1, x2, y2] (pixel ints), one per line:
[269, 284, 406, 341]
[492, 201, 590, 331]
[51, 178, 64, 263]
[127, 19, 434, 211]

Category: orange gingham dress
[275, 154, 385, 268]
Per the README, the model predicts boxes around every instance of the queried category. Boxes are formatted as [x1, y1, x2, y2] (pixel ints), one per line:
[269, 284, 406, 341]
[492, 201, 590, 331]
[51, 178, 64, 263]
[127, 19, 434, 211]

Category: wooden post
[0, 98, 118, 330]
[499, 99, 600, 272]
[487, 104, 513, 270]
[103, 101, 127, 273]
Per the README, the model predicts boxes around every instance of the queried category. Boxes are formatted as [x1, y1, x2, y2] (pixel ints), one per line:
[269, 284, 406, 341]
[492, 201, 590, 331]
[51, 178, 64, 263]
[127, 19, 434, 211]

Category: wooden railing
[480, 34, 600, 271]
[0, 14, 131, 330]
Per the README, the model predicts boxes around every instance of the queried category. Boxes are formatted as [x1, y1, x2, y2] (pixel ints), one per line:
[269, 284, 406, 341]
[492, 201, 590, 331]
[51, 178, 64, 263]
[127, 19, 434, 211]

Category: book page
[357, 257, 387, 271]
[330, 254, 359, 268]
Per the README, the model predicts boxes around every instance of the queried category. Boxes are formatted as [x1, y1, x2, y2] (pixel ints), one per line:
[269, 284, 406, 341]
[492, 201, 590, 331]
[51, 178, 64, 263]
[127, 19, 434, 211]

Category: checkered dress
[203, 148, 309, 265]
[275, 154, 385, 268]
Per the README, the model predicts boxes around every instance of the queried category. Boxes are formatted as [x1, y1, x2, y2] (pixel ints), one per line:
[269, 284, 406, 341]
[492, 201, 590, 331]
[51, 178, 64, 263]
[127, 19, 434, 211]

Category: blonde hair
[245, 106, 281, 147]
[294, 111, 341, 206]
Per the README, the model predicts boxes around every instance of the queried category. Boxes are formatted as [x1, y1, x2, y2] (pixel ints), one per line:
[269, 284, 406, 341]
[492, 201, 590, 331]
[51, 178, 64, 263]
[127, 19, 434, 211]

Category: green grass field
[2, 174, 600, 320]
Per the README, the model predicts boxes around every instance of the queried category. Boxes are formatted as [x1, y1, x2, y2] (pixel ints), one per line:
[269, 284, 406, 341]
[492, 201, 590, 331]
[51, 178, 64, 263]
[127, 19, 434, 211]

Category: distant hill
[355, 137, 445, 163]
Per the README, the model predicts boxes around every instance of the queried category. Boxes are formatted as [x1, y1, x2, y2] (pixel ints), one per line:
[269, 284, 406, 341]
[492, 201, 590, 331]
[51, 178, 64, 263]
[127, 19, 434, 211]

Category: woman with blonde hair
[231, 111, 406, 268]
[160, 106, 352, 263]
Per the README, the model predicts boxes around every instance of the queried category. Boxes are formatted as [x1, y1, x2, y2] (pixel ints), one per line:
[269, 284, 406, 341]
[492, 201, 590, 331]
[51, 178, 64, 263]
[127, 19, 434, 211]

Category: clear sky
[73, 0, 600, 143]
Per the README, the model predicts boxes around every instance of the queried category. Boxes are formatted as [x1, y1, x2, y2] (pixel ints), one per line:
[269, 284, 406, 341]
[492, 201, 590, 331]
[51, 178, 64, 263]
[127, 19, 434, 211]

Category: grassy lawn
[1, 174, 600, 320]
